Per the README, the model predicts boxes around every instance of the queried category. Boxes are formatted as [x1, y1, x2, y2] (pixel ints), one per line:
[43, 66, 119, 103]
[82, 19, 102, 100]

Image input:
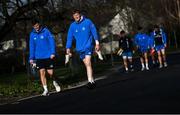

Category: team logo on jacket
[75, 29, 78, 33]
[40, 35, 44, 39]
[82, 27, 86, 31]
[34, 37, 37, 40]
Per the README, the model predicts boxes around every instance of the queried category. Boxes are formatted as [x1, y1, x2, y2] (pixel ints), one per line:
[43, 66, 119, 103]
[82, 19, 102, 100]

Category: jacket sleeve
[147, 36, 152, 48]
[162, 32, 167, 45]
[118, 38, 122, 48]
[89, 20, 99, 41]
[46, 29, 56, 55]
[66, 25, 74, 49]
[150, 32, 155, 48]
[29, 33, 35, 60]
[134, 35, 138, 46]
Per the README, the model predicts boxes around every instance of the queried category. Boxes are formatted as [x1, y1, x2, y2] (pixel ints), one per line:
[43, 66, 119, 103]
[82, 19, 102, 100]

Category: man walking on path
[135, 27, 150, 71]
[118, 30, 134, 73]
[66, 9, 100, 89]
[151, 25, 168, 68]
[29, 19, 61, 96]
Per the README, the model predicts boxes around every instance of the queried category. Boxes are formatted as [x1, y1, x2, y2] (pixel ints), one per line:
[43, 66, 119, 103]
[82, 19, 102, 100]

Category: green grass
[0, 62, 112, 104]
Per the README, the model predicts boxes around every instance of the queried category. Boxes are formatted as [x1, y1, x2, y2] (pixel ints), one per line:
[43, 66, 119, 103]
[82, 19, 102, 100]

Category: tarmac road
[0, 52, 180, 113]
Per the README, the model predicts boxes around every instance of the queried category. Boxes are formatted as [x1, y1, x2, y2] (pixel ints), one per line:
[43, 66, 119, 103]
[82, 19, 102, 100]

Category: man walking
[151, 25, 168, 68]
[118, 30, 134, 73]
[135, 27, 150, 71]
[66, 9, 100, 89]
[29, 19, 61, 96]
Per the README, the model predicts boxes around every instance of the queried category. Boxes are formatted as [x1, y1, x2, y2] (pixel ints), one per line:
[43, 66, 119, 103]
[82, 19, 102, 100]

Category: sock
[43, 85, 48, 92]
[130, 64, 133, 68]
[141, 63, 145, 68]
[152, 61, 155, 64]
[125, 67, 128, 71]
[91, 79, 95, 83]
[146, 63, 149, 68]
[89, 77, 94, 83]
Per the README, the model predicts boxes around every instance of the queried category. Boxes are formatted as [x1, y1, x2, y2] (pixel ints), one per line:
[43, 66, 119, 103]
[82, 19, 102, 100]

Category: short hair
[154, 25, 159, 29]
[31, 18, 40, 25]
[72, 9, 81, 15]
[120, 30, 125, 34]
[137, 26, 143, 31]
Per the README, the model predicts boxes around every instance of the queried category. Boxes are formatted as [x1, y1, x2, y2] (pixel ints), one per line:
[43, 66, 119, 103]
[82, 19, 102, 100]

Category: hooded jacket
[66, 16, 99, 52]
[151, 29, 167, 47]
[29, 27, 55, 60]
[134, 33, 150, 49]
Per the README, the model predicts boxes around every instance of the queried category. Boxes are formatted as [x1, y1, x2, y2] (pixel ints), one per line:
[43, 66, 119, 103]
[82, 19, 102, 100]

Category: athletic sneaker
[164, 62, 168, 67]
[130, 65, 134, 72]
[86, 82, 96, 89]
[159, 64, 163, 69]
[141, 67, 145, 71]
[130, 68, 134, 72]
[53, 81, 61, 92]
[146, 66, 149, 70]
[41, 90, 49, 96]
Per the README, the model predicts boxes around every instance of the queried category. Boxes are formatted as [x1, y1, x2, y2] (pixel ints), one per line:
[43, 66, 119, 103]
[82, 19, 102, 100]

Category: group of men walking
[29, 9, 168, 96]
[118, 25, 168, 73]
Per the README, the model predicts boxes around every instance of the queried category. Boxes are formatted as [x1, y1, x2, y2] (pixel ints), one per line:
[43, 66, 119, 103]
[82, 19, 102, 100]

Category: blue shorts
[122, 51, 132, 59]
[139, 48, 148, 53]
[155, 45, 165, 51]
[79, 48, 93, 60]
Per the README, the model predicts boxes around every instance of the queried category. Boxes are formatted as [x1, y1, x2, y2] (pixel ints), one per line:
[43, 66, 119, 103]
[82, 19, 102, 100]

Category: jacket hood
[32, 26, 45, 34]
[75, 15, 85, 24]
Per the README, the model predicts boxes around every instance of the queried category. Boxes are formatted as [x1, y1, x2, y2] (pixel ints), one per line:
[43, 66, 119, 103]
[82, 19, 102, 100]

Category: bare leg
[47, 69, 61, 92]
[83, 55, 94, 83]
[123, 57, 128, 71]
[144, 52, 149, 70]
[157, 51, 163, 68]
[151, 53, 156, 64]
[161, 48, 167, 67]
[161, 49, 166, 62]
[140, 56, 145, 71]
[39, 69, 47, 86]
[47, 69, 54, 80]
[128, 57, 134, 71]
[39, 69, 48, 95]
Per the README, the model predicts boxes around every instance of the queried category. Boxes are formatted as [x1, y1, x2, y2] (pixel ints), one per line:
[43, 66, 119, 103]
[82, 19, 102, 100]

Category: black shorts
[36, 58, 55, 70]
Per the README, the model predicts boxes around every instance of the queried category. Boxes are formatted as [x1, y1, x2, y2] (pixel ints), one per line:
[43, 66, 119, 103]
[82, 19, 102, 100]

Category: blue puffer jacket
[134, 33, 150, 49]
[29, 27, 56, 60]
[66, 16, 99, 52]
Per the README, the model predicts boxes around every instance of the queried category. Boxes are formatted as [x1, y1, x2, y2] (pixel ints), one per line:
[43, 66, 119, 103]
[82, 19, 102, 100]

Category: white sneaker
[146, 66, 149, 70]
[41, 90, 49, 96]
[164, 62, 168, 67]
[159, 64, 163, 69]
[53, 81, 61, 92]
[141, 67, 145, 71]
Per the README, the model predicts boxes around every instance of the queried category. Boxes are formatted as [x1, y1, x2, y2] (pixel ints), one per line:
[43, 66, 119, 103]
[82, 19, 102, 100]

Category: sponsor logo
[82, 27, 86, 31]
[75, 29, 78, 33]
[34, 37, 37, 40]
[40, 35, 44, 39]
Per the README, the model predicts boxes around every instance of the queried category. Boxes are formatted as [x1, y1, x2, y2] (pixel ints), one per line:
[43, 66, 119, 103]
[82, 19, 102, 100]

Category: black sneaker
[130, 68, 134, 72]
[86, 82, 96, 89]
